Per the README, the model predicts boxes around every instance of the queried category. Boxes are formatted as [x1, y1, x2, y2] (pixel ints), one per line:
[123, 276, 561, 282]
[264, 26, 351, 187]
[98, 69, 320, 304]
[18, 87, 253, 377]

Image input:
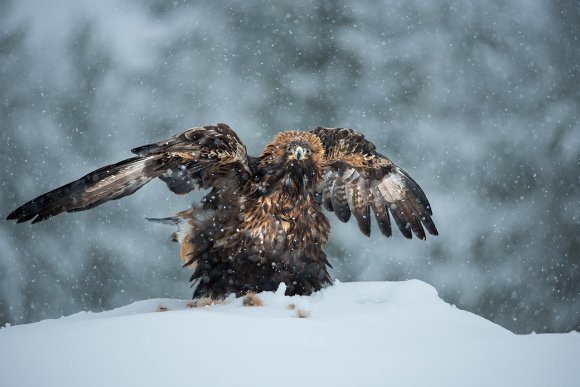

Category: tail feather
[145, 216, 180, 225]
[147, 210, 201, 270]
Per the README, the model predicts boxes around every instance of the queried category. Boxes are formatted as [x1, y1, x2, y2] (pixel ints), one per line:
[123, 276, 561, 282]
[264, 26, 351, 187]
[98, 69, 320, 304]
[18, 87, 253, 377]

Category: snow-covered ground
[1, 280, 578, 387]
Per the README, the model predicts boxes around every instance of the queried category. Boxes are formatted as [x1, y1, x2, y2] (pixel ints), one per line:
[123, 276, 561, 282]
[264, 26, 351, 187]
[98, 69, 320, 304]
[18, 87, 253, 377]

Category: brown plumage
[7, 123, 438, 298]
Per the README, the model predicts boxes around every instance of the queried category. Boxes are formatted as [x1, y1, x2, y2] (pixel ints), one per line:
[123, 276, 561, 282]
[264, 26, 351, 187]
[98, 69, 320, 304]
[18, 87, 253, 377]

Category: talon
[242, 292, 263, 307]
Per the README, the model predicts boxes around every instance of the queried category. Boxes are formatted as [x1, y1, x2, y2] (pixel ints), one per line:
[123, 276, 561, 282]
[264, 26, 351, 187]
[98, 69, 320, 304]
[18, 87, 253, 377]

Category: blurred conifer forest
[1, 0, 578, 333]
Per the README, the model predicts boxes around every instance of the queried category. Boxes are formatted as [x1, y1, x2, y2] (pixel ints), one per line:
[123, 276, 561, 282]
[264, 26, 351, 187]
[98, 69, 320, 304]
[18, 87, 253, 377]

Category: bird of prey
[7, 124, 438, 298]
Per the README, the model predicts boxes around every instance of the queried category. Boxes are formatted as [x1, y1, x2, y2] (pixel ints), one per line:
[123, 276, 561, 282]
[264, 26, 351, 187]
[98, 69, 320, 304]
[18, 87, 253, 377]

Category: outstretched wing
[311, 127, 438, 239]
[7, 123, 251, 224]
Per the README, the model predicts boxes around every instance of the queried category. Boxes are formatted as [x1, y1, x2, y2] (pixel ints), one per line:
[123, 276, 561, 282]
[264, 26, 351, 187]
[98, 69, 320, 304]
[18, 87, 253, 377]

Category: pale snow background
[1, 281, 579, 387]
[0, 0, 579, 333]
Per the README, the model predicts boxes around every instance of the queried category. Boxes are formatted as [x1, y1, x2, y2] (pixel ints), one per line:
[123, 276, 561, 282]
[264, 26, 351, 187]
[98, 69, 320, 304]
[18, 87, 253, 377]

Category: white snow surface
[1, 280, 578, 387]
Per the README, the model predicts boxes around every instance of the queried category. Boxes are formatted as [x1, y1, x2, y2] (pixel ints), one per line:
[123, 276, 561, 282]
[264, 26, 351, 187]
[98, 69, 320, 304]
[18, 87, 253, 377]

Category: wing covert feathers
[311, 127, 438, 240]
[132, 123, 251, 194]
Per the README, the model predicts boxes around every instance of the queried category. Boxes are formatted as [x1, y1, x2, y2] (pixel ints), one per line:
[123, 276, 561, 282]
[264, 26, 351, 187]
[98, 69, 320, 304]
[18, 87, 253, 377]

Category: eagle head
[261, 131, 325, 192]
[288, 143, 309, 161]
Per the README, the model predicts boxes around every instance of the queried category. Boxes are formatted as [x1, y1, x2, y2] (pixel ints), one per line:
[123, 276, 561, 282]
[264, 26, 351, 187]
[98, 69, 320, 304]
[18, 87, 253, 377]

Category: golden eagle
[7, 124, 438, 298]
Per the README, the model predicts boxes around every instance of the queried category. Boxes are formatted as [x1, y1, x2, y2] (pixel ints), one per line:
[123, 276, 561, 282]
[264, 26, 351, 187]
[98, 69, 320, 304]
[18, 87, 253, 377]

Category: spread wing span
[311, 127, 438, 239]
[7, 123, 250, 224]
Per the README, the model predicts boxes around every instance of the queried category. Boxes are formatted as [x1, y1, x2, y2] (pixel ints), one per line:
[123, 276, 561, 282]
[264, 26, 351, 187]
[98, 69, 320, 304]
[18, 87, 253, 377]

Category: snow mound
[1, 281, 578, 387]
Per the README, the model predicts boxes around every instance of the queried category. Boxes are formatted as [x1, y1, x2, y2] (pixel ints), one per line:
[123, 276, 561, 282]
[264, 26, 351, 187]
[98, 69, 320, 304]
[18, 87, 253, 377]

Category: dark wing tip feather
[349, 184, 371, 237]
[371, 201, 392, 237]
[7, 198, 57, 224]
[388, 204, 413, 239]
[396, 168, 438, 238]
[330, 180, 351, 223]
[6, 210, 21, 221]
[422, 215, 439, 236]
[353, 205, 371, 237]
[408, 211, 426, 240]
[397, 167, 434, 216]
[6, 208, 36, 223]
[332, 202, 351, 223]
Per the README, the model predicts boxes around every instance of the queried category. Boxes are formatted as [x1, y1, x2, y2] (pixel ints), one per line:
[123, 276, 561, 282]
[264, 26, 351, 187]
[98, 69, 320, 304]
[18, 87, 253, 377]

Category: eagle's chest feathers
[241, 189, 329, 257]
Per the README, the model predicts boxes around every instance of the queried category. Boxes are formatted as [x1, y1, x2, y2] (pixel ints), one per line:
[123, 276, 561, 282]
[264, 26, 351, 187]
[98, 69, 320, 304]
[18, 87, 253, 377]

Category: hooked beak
[293, 146, 305, 161]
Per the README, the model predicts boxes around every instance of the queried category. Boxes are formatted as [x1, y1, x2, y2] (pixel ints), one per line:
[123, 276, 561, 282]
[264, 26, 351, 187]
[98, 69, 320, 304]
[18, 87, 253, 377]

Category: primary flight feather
[7, 124, 438, 298]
